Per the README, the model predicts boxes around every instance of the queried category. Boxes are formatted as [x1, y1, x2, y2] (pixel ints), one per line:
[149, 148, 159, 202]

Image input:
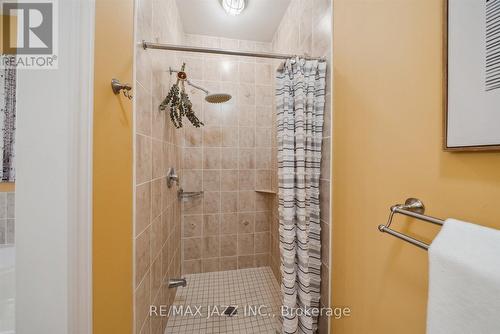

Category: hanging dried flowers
[159, 63, 204, 129]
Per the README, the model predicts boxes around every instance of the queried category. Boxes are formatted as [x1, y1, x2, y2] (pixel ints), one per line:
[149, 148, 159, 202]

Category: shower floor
[165, 267, 282, 334]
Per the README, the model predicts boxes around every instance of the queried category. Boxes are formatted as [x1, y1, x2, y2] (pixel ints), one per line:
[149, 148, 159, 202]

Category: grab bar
[378, 198, 444, 250]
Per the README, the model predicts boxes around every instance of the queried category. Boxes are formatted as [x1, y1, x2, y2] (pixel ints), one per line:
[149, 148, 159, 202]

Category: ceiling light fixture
[222, 0, 246, 16]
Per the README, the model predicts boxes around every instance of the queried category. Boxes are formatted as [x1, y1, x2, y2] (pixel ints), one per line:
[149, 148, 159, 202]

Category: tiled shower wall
[269, 0, 333, 333]
[180, 34, 275, 274]
[134, 0, 184, 333]
[0, 192, 14, 244]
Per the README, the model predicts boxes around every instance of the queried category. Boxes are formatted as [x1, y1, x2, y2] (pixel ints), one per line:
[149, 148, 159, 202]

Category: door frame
[68, 0, 94, 332]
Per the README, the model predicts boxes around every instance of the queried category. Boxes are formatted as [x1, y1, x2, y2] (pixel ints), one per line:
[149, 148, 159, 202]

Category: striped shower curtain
[0, 59, 16, 182]
[276, 58, 326, 334]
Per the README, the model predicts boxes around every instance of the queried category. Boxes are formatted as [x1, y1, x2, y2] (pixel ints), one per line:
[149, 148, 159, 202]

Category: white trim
[328, 1, 334, 332]
[15, 1, 94, 333]
[68, 0, 94, 333]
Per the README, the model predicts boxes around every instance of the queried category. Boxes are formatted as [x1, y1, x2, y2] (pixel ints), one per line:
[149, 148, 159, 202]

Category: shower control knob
[167, 167, 179, 188]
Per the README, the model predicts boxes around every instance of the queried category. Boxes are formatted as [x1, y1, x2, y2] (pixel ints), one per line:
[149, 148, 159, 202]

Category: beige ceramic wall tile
[221, 170, 238, 191]
[238, 170, 255, 190]
[256, 170, 272, 190]
[203, 191, 221, 214]
[238, 213, 255, 234]
[255, 128, 272, 148]
[256, 106, 272, 127]
[203, 147, 222, 169]
[184, 127, 203, 147]
[183, 259, 201, 274]
[221, 213, 238, 235]
[238, 84, 256, 105]
[136, 182, 151, 236]
[135, 227, 151, 286]
[135, 83, 152, 136]
[220, 192, 238, 213]
[239, 105, 256, 126]
[220, 256, 238, 270]
[255, 212, 270, 232]
[178, 35, 280, 275]
[238, 149, 255, 169]
[136, 134, 152, 184]
[238, 191, 256, 212]
[183, 215, 203, 237]
[202, 236, 220, 258]
[135, 271, 151, 332]
[238, 234, 254, 255]
[203, 170, 221, 191]
[183, 147, 203, 169]
[183, 238, 202, 260]
[203, 214, 220, 236]
[238, 255, 255, 269]
[239, 62, 256, 83]
[151, 179, 162, 219]
[222, 127, 238, 147]
[255, 232, 270, 253]
[202, 258, 220, 273]
[255, 254, 269, 267]
[220, 235, 237, 257]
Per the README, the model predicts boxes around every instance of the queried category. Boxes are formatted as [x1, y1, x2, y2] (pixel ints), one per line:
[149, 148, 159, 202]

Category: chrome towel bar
[378, 198, 444, 250]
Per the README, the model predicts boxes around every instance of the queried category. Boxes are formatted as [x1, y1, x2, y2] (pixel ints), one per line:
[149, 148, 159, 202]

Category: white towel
[427, 219, 500, 334]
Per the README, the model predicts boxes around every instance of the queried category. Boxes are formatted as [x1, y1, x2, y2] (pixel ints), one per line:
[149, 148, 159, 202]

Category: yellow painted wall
[0, 183, 14, 192]
[0, 14, 17, 53]
[331, 0, 500, 333]
[93, 0, 134, 333]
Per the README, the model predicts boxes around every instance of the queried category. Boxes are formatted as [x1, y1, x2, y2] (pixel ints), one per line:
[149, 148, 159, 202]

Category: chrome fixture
[111, 78, 133, 99]
[378, 198, 445, 250]
[166, 167, 179, 188]
[167, 278, 187, 288]
[169, 67, 232, 104]
[143, 41, 325, 61]
[221, 0, 246, 16]
[177, 188, 204, 200]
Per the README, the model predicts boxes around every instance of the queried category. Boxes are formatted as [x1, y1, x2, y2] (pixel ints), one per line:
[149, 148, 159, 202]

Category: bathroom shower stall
[134, 0, 332, 333]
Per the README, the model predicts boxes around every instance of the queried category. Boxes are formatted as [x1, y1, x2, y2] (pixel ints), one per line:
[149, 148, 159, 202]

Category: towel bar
[378, 198, 444, 250]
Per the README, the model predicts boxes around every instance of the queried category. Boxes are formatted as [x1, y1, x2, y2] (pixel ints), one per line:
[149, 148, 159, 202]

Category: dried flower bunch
[159, 63, 204, 128]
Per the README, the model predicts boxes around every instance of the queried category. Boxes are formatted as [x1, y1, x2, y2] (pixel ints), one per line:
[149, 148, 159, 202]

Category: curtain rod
[142, 41, 325, 61]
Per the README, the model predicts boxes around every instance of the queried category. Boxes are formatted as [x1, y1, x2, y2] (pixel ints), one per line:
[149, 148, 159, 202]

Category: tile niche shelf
[255, 189, 277, 194]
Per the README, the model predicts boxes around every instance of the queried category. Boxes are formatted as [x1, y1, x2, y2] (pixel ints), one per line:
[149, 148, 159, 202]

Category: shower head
[186, 80, 232, 104]
[205, 93, 232, 104]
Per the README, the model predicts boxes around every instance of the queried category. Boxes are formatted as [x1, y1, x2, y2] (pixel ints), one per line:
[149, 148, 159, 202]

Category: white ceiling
[175, 0, 291, 42]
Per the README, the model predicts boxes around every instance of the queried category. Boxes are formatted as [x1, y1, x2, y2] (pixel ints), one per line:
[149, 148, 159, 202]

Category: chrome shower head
[205, 93, 232, 104]
[185, 79, 232, 104]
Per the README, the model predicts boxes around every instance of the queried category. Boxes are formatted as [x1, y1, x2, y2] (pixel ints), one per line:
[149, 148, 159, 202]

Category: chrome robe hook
[111, 78, 133, 99]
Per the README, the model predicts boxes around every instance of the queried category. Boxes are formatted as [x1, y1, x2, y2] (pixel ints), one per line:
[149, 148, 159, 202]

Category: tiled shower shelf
[255, 189, 276, 194]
